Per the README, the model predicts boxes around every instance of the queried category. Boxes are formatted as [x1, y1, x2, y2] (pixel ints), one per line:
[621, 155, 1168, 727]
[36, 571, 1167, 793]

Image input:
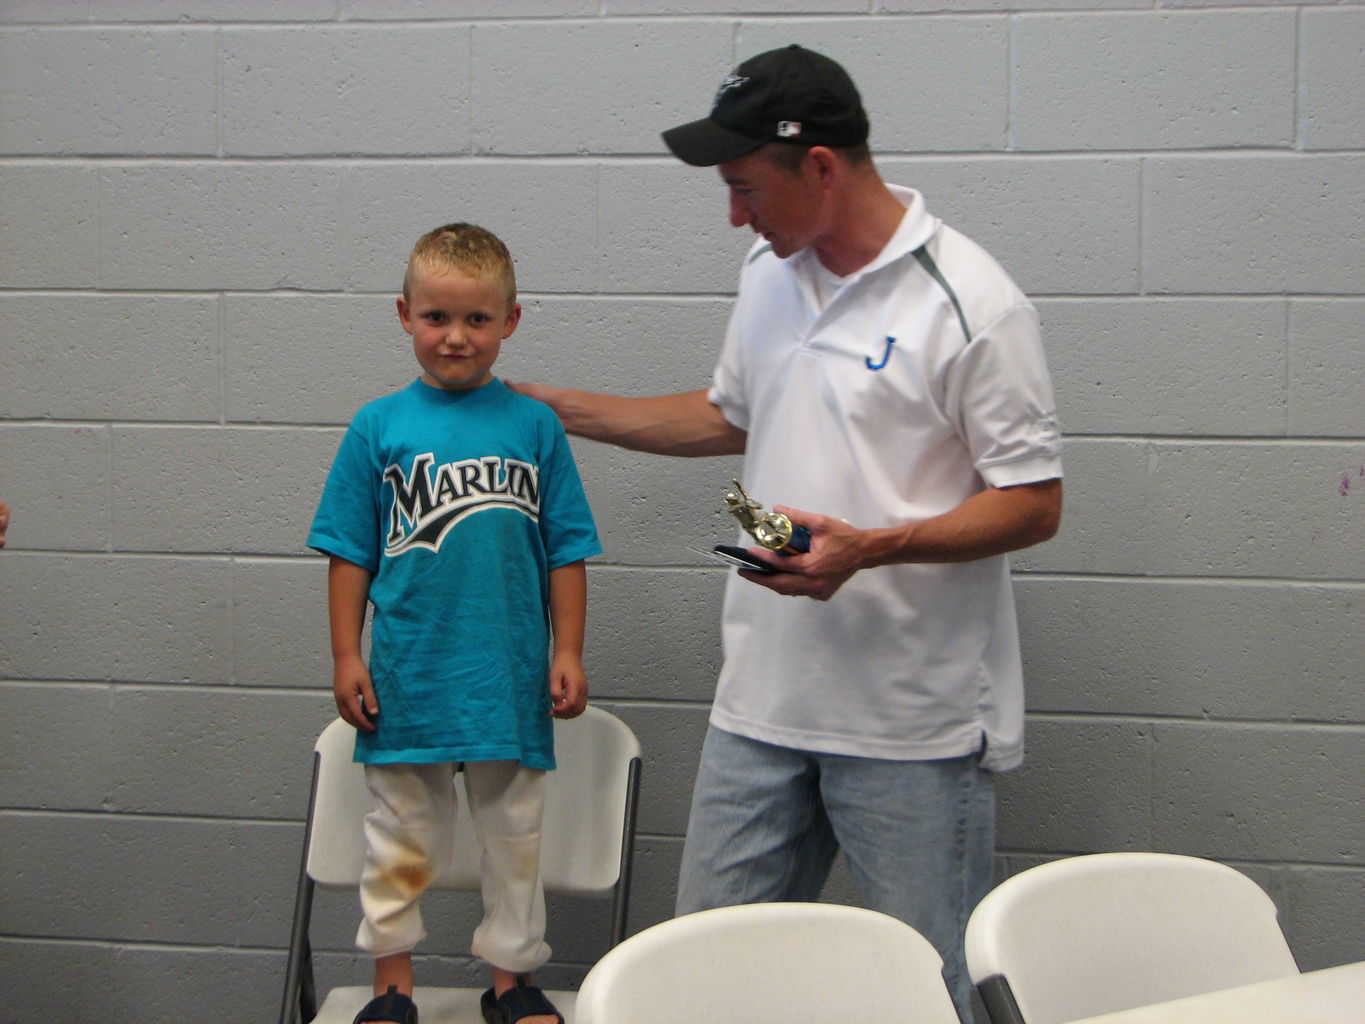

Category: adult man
[513, 45, 1061, 1019]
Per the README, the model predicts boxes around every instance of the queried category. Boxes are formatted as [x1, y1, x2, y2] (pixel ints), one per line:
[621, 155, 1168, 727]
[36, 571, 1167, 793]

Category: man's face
[718, 147, 825, 259]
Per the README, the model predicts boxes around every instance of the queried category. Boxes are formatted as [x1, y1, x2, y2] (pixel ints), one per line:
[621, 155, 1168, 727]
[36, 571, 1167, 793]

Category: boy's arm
[328, 555, 379, 732]
[547, 560, 589, 719]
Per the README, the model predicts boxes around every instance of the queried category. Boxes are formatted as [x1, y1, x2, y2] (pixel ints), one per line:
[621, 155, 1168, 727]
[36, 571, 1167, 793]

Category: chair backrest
[304, 706, 641, 895]
[574, 902, 962, 1024]
[964, 852, 1299, 1024]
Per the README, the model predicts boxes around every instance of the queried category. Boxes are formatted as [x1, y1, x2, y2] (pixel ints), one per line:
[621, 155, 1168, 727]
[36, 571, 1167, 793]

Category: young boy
[308, 223, 601, 1024]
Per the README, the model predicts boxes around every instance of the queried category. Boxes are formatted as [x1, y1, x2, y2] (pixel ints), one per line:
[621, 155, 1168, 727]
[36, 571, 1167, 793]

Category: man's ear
[805, 146, 840, 189]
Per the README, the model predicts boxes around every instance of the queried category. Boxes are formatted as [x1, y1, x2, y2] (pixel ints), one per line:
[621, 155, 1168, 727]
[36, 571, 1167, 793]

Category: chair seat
[312, 985, 579, 1024]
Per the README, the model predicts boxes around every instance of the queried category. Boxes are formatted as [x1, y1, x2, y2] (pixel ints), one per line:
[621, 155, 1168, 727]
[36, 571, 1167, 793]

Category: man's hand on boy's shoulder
[549, 657, 588, 719]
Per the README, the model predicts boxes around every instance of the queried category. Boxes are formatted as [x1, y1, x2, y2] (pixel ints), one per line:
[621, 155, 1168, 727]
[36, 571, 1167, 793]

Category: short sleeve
[947, 302, 1063, 489]
[535, 416, 602, 569]
[307, 416, 384, 572]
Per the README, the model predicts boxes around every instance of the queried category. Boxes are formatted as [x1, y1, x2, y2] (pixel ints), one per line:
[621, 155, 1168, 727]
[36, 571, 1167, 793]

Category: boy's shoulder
[496, 380, 566, 427]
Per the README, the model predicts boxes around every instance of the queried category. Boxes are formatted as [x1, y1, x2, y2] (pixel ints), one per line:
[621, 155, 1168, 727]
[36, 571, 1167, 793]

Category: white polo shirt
[707, 186, 1061, 771]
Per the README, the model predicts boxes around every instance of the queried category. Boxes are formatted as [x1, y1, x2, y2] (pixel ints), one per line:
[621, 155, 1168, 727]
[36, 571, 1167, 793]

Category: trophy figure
[723, 479, 811, 555]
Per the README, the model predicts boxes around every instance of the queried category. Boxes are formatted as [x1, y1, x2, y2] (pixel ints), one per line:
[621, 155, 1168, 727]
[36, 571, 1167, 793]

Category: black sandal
[353, 985, 418, 1024]
[480, 981, 564, 1024]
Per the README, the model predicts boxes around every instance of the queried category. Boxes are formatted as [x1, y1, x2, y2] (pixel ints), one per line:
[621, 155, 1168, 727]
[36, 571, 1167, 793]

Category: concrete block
[0, 812, 299, 945]
[1015, 10, 1293, 151]
[0, 1, 92, 22]
[221, 25, 472, 157]
[1288, 300, 1365, 438]
[616, 834, 684, 936]
[574, 441, 743, 564]
[500, 296, 734, 398]
[343, 0, 596, 16]
[472, 20, 731, 155]
[586, 567, 727, 704]
[1151, 723, 1364, 864]
[0, 942, 330, 1024]
[0, 682, 114, 809]
[0, 28, 216, 155]
[0, 165, 98, 287]
[997, 716, 1153, 851]
[738, 16, 1009, 152]
[884, 0, 1145, 9]
[599, 161, 754, 294]
[1, 294, 220, 421]
[0, 554, 234, 683]
[0, 424, 111, 551]
[107, 687, 334, 819]
[344, 162, 601, 294]
[224, 294, 412, 425]
[110, 425, 340, 554]
[232, 556, 336, 688]
[99, 163, 348, 290]
[1144, 155, 1365, 295]
[599, 700, 710, 837]
[0, 940, 118, 1024]
[101, 0, 335, 19]
[1300, 8, 1365, 151]
[1268, 865, 1365, 972]
[1024, 440, 1365, 580]
[1016, 578, 1365, 723]
[612, 0, 864, 13]
[1036, 298, 1287, 436]
[881, 156, 1141, 295]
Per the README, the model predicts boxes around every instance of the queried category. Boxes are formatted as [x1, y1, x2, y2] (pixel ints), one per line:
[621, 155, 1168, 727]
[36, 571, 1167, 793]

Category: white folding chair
[964, 852, 1299, 1024]
[279, 707, 642, 1024]
[574, 902, 962, 1024]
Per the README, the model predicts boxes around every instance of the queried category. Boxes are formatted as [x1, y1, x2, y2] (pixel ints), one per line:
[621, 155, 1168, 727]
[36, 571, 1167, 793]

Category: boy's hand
[333, 654, 379, 732]
[549, 654, 588, 719]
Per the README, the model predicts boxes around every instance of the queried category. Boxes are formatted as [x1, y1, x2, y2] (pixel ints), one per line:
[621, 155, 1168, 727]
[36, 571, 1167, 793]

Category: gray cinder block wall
[0, 2, 1361, 1021]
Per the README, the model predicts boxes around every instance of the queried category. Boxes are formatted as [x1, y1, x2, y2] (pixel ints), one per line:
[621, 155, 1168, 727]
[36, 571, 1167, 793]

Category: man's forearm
[521, 385, 746, 457]
[858, 478, 1062, 567]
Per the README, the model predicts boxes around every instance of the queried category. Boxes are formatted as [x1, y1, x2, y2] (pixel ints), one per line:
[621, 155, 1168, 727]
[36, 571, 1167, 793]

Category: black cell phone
[712, 544, 782, 575]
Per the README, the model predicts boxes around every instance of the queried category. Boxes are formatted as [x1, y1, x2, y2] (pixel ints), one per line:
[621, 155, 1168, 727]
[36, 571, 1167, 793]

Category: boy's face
[397, 268, 520, 392]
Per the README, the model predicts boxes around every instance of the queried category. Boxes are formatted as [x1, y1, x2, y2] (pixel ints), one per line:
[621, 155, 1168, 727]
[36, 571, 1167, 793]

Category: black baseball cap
[662, 45, 869, 167]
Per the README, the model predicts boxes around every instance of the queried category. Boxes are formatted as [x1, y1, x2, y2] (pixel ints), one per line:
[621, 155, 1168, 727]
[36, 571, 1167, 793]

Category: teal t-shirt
[308, 378, 601, 768]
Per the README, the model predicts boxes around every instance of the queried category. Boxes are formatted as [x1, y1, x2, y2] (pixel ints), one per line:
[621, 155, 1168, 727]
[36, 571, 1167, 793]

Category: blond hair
[403, 222, 517, 304]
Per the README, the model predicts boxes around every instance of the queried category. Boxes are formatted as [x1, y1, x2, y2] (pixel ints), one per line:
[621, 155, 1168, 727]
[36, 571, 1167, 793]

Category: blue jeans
[676, 725, 994, 1023]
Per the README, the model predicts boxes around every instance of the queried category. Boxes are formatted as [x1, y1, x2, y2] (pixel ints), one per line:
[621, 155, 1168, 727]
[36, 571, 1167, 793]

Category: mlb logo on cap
[777, 121, 802, 138]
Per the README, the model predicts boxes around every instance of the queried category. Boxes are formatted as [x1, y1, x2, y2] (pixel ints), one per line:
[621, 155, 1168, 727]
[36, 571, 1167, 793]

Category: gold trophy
[723, 479, 811, 555]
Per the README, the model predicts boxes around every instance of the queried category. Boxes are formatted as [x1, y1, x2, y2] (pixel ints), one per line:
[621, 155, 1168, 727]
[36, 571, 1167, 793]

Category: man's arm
[508, 384, 746, 457]
[745, 478, 1062, 601]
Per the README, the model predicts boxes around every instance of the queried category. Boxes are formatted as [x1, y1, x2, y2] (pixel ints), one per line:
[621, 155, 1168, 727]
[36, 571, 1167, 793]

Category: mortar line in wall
[0, 550, 1358, 588]
[0, 807, 302, 826]
[1293, 6, 1305, 151]
[5, 287, 1364, 303]
[1006, 12, 1017, 152]
[993, 847, 1365, 873]
[4, 148, 1360, 167]
[1023, 713, 1365, 732]
[1136, 156, 1147, 297]
[0, 933, 637, 970]
[17, 423, 1363, 444]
